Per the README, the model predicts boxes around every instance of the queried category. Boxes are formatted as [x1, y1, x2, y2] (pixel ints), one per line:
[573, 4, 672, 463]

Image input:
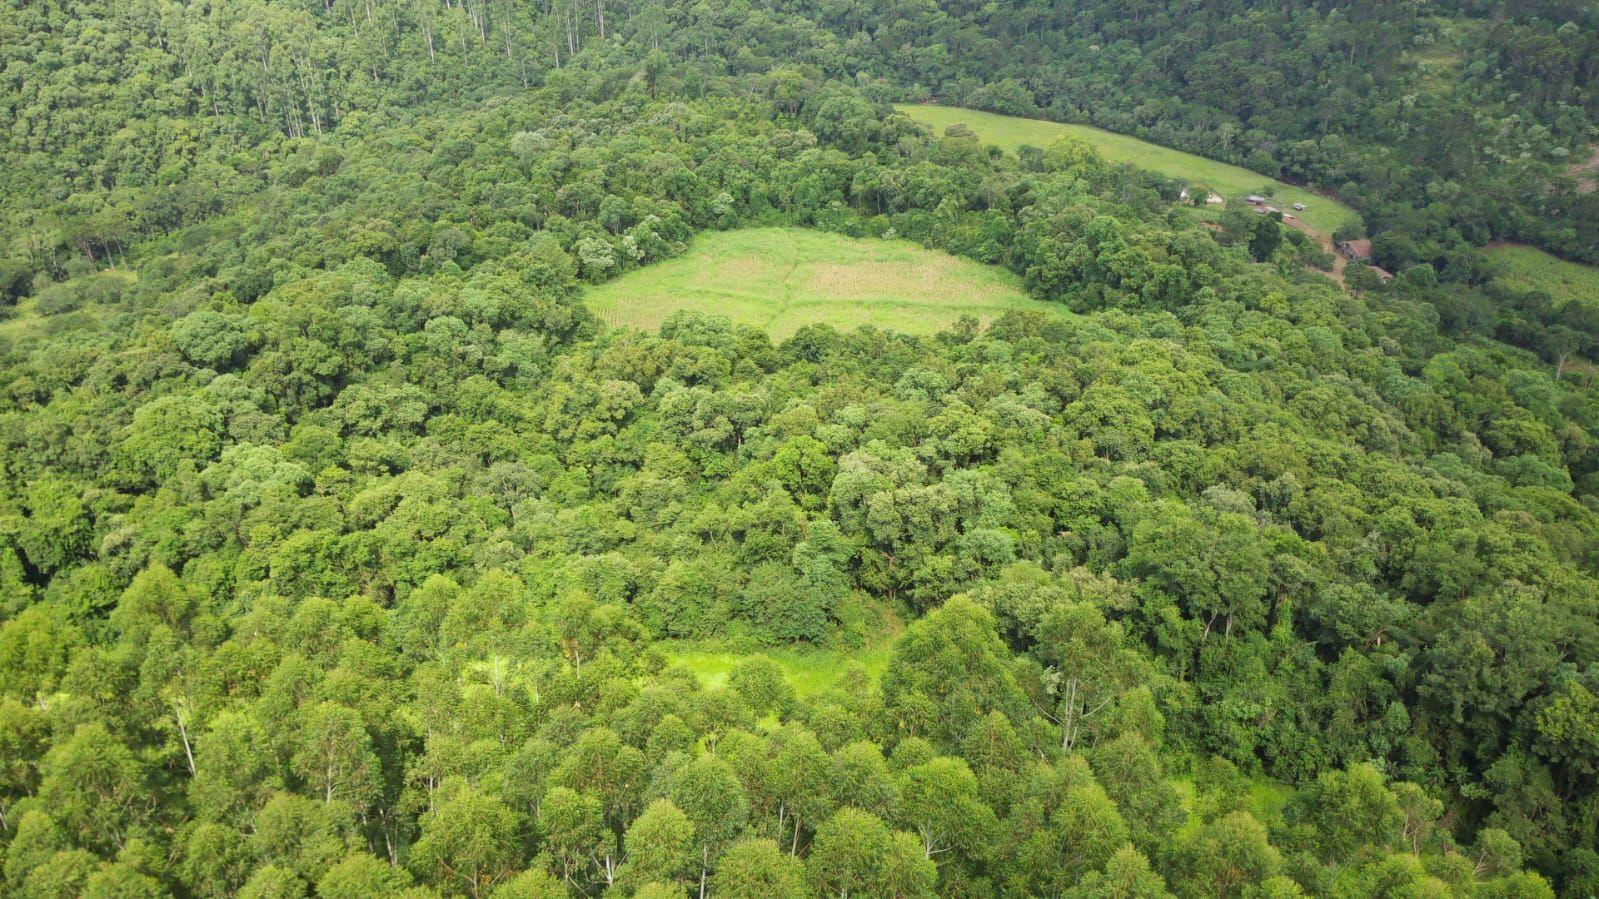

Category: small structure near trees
[1337, 239, 1374, 263]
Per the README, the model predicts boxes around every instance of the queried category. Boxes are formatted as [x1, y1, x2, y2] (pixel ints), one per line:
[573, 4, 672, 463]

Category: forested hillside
[792, 0, 1599, 267]
[2, 2, 1597, 898]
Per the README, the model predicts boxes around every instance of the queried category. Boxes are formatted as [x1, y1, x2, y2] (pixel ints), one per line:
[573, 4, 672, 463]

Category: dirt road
[1282, 214, 1346, 286]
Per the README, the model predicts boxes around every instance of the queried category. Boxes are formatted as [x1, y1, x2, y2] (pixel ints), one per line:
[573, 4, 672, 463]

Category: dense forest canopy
[4, 0, 1598, 274]
[2, 2, 1597, 898]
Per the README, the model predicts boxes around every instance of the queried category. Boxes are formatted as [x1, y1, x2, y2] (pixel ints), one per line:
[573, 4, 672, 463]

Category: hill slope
[896, 104, 1361, 238]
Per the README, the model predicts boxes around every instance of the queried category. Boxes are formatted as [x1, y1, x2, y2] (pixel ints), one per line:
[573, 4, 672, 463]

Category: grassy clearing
[0, 296, 46, 344]
[1250, 780, 1294, 822]
[664, 642, 893, 697]
[1406, 47, 1465, 95]
[1171, 775, 1295, 836]
[0, 270, 129, 346]
[1488, 243, 1599, 308]
[584, 227, 1070, 338]
[896, 104, 1361, 237]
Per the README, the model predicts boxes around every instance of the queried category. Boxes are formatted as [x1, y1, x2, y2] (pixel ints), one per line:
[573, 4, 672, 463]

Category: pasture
[1488, 243, 1599, 308]
[896, 104, 1361, 237]
[584, 226, 1068, 338]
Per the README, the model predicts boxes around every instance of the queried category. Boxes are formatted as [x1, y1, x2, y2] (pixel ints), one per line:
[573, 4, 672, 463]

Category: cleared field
[0, 296, 45, 344]
[0, 270, 129, 345]
[584, 227, 1069, 338]
[1171, 776, 1295, 838]
[896, 104, 1361, 237]
[665, 643, 893, 697]
[1488, 243, 1599, 308]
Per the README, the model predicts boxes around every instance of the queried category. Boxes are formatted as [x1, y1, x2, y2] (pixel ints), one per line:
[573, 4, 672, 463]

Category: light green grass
[0, 296, 45, 343]
[1171, 774, 1295, 835]
[896, 104, 1361, 237]
[664, 643, 893, 697]
[584, 227, 1070, 338]
[0, 270, 126, 345]
[1487, 243, 1599, 309]
[1249, 780, 1294, 822]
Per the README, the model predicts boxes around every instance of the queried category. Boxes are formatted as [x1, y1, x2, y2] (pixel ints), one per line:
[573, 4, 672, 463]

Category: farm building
[1370, 266, 1394, 283]
[1292, 202, 1307, 211]
[1338, 239, 1374, 263]
[1245, 194, 1266, 205]
[1205, 193, 1224, 205]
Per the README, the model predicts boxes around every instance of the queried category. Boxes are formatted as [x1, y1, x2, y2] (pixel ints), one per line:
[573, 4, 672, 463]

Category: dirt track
[1283, 214, 1346, 286]
[1568, 145, 1599, 193]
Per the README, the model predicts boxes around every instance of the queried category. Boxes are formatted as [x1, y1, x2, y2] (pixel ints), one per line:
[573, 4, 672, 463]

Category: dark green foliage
[0, 3, 1592, 896]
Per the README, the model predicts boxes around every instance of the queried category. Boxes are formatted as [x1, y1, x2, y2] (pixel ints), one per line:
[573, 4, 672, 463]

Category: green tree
[1249, 216, 1283, 262]
[1174, 812, 1283, 899]
[895, 756, 997, 861]
[37, 723, 148, 853]
[290, 702, 381, 813]
[17, 477, 93, 576]
[618, 799, 696, 891]
[1286, 763, 1403, 864]
[1030, 597, 1152, 750]
[806, 808, 935, 898]
[728, 656, 795, 718]
[410, 783, 519, 898]
[667, 753, 749, 894]
[317, 853, 415, 898]
[880, 596, 1027, 747]
[1066, 845, 1174, 899]
[711, 838, 806, 898]
[490, 868, 569, 899]
[538, 786, 611, 888]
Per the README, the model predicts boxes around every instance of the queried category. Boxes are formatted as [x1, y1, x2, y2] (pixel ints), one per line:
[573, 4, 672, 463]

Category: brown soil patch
[1283, 215, 1346, 286]
[1566, 146, 1599, 193]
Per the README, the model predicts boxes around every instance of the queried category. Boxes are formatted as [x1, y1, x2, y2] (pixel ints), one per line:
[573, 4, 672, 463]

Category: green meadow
[1487, 243, 1599, 308]
[896, 103, 1361, 237]
[0, 269, 130, 348]
[664, 643, 894, 697]
[584, 227, 1069, 338]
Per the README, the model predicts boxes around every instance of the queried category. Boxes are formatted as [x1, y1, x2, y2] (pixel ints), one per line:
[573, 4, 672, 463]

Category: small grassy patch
[0, 269, 130, 346]
[896, 104, 1361, 237]
[584, 227, 1070, 338]
[664, 642, 894, 697]
[1249, 779, 1294, 824]
[0, 296, 45, 344]
[1170, 774, 1296, 835]
[1488, 243, 1599, 308]
[1406, 47, 1464, 94]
